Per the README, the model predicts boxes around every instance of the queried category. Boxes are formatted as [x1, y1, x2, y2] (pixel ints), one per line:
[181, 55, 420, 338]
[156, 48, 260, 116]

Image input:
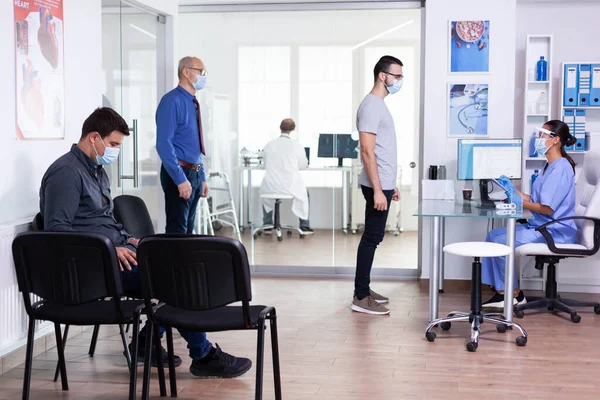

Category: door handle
[117, 119, 139, 188]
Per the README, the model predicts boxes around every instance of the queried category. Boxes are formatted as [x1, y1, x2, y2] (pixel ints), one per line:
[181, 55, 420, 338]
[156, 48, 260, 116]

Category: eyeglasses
[384, 71, 404, 80]
[187, 67, 207, 76]
[536, 127, 556, 138]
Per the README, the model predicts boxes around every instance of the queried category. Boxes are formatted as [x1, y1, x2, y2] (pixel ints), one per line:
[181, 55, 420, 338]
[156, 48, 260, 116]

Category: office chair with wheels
[515, 151, 600, 322]
[253, 193, 305, 241]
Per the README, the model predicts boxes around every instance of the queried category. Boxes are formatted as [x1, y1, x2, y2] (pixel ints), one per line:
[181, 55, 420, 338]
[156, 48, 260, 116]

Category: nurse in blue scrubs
[482, 120, 578, 310]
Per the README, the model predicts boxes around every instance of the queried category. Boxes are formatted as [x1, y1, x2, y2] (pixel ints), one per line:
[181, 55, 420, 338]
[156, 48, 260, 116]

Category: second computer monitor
[317, 134, 358, 167]
[457, 139, 522, 180]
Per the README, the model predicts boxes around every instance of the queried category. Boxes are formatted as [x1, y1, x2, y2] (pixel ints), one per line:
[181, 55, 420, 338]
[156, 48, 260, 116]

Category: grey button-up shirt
[40, 144, 131, 246]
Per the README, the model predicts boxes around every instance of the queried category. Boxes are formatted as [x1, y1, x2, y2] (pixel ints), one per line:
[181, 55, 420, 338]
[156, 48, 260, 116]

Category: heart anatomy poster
[14, 0, 65, 140]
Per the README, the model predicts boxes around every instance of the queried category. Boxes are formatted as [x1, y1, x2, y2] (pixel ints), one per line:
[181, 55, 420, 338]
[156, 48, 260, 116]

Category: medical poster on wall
[449, 21, 490, 73]
[14, 0, 65, 140]
[447, 84, 489, 137]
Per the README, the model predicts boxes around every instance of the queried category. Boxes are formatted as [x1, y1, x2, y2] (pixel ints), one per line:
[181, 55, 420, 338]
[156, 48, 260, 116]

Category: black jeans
[354, 185, 393, 298]
[160, 165, 203, 234]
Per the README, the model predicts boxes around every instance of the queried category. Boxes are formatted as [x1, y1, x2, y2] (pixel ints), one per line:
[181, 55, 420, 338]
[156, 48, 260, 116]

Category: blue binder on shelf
[591, 64, 600, 106]
[574, 110, 586, 151]
[563, 109, 575, 151]
[578, 64, 592, 106]
[564, 64, 579, 107]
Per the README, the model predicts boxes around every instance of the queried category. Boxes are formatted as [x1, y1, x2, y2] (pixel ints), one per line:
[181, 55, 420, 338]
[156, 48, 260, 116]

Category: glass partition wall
[178, 6, 421, 276]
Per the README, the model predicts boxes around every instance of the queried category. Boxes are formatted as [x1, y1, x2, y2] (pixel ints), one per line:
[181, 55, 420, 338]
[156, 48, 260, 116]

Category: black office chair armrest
[535, 216, 600, 256]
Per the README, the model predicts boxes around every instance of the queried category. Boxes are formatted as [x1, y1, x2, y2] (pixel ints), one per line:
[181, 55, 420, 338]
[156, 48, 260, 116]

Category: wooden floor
[2, 278, 600, 399]
[224, 228, 419, 268]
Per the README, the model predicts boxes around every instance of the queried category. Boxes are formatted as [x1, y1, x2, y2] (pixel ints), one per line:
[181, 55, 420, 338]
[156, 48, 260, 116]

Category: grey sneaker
[370, 289, 389, 304]
[351, 296, 390, 315]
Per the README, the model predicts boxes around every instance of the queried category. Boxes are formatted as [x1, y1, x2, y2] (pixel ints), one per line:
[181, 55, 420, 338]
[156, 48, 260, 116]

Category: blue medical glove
[498, 175, 516, 193]
[509, 192, 523, 207]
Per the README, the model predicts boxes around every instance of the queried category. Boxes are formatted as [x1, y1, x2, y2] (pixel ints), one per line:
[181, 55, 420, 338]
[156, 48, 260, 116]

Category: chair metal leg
[425, 315, 470, 333]
[53, 324, 70, 382]
[88, 325, 100, 356]
[119, 324, 132, 371]
[558, 298, 600, 308]
[166, 327, 177, 398]
[552, 300, 577, 316]
[268, 311, 282, 400]
[255, 318, 266, 400]
[54, 323, 69, 390]
[482, 316, 528, 338]
[22, 318, 35, 400]
[153, 323, 167, 397]
[128, 313, 142, 400]
[141, 323, 153, 400]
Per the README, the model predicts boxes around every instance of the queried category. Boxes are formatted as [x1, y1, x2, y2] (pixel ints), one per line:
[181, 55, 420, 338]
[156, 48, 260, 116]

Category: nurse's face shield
[536, 126, 556, 139]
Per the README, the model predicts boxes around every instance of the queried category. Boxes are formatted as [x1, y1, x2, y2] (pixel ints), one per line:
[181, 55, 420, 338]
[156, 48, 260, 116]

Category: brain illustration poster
[14, 0, 65, 140]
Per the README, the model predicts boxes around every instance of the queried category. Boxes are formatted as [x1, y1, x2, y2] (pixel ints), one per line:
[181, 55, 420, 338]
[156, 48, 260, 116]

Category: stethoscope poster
[447, 84, 489, 137]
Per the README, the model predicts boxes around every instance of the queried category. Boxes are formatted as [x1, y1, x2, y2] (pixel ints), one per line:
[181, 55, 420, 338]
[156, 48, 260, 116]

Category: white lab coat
[260, 135, 309, 220]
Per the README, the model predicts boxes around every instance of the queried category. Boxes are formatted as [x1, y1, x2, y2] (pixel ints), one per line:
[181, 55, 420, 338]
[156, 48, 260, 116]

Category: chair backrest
[12, 232, 123, 312]
[32, 213, 44, 231]
[113, 195, 155, 238]
[575, 151, 600, 249]
[137, 235, 252, 313]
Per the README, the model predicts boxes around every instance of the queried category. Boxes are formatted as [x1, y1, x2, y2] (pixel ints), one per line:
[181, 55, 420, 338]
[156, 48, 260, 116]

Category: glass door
[102, 1, 163, 228]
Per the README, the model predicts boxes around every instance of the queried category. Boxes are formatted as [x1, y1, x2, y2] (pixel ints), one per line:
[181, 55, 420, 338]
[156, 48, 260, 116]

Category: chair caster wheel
[257, 231, 263, 236]
[514, 310, 524, 319]
[466, 342, 478, 352]
[594, 305, 600, 315]
[277, 236, 283, 242]
[299, 234, 305, 239]
[571, 314, 581, 323]
[496, 324, 508, 333]
[253, 234, 258, 240]
[425, 332, 436, 342]
[516, 336, 527, 347]
[440, 322, 451, 331]
[287, 231, 292, 237]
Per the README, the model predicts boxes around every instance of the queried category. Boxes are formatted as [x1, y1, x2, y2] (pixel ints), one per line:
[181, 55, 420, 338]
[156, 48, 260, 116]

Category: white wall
[515, 1, 600, 291]
[421, 0, 517, 279]
[0, 0, 103, 226]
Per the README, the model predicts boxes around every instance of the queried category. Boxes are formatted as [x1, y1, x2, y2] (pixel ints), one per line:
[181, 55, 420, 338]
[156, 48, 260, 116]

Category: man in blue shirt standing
[157, 56, 210, 234]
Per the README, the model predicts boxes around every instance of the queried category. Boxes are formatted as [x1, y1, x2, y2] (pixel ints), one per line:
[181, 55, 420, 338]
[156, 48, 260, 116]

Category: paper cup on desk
[462, 189, 472, 201]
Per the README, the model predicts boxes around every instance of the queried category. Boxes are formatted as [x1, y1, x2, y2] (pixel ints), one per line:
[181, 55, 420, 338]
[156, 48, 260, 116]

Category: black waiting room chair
[134, 234, 282, 400]
[11, 231, 144, 400]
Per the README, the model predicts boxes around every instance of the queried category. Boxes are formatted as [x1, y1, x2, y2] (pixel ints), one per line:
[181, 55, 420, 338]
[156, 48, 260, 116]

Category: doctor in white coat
[260, 118, 313, 234]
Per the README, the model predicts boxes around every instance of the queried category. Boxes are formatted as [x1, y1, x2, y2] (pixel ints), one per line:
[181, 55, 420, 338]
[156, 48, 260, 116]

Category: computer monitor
[457, 139, 522, 208]
[457, 139, 522, 180]
[304, 147, 310, 165]
[317, 134, 359, 167]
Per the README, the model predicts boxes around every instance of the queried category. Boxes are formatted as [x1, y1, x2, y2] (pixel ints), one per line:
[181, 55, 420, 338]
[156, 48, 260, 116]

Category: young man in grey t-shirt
[352, 56, 403, 315]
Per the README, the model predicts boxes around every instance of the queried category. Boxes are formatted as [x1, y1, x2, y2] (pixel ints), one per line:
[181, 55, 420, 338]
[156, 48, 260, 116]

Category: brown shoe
[370, 289, 389, 304]
[351, 296, 390, 315]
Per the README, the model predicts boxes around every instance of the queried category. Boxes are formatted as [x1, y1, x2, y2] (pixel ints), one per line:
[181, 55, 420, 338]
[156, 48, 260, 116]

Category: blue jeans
[121, 248, 212, 360]
[160, 165, 203, 234]
[354, 186, 393, 298]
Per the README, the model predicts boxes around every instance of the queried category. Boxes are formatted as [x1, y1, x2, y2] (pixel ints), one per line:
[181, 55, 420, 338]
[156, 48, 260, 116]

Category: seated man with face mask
[260, 118, 313, 234]
[40, 107, 252, 379]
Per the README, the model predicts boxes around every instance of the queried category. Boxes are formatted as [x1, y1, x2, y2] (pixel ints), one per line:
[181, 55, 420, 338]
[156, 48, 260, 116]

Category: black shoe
[300, 226, 314, 235]
[482, 292, 505, 310]
[126, 343, 182, 368]
[189, 344, 252, 379]
[515, 290, 527, 306]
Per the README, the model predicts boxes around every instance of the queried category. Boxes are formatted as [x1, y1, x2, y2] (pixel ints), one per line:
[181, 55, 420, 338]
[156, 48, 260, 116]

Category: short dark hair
[373, 55, 403, 83]
[280, 118, 296, 133]
[80, 107, 130, 140]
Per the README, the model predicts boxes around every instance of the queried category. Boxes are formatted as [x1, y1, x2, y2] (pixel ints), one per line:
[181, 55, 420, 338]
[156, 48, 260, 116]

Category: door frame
[179, 1, 426, 279]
